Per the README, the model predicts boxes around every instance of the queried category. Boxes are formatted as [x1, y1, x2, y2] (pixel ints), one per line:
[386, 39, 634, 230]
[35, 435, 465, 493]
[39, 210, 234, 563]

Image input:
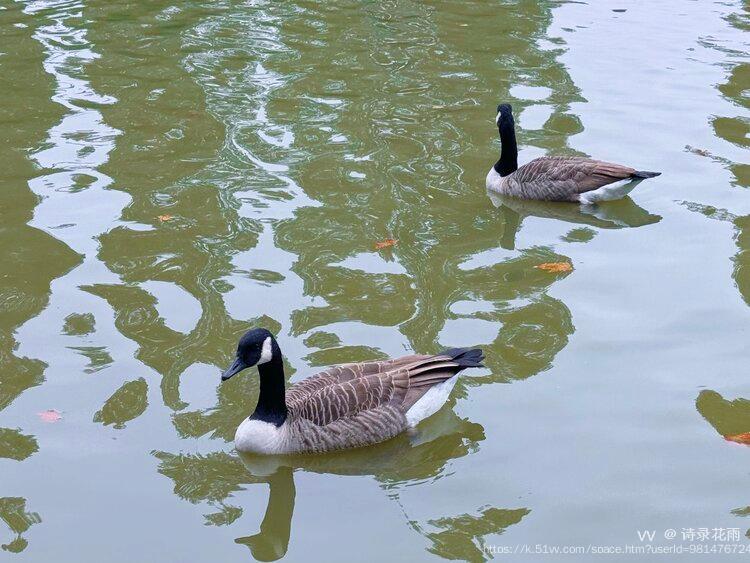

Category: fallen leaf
[374, 239, 398, 250]
[37, 410, 62, 423]
[725, 432, 750, 445]
[157, 214, 173, 222]
[535, 262, 573, 273]
[685, 145, 711, 157]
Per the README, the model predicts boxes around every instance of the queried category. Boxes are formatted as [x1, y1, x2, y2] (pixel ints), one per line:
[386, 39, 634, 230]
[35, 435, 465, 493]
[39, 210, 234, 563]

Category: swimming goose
[487, 104, 661, 204]
[221, 328, 484, 454]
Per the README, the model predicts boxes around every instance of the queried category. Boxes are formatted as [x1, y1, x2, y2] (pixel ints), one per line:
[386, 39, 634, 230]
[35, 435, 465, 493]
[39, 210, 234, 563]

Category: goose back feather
[494, 156, 645, 202]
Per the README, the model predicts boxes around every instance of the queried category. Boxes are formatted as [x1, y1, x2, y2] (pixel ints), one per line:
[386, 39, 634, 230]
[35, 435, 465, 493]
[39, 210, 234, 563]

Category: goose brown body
[490, 156, 644, 202]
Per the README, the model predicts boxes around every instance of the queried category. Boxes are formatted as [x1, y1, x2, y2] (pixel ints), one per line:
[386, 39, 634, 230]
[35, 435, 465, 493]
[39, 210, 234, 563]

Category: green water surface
[1, 1, 749, 561]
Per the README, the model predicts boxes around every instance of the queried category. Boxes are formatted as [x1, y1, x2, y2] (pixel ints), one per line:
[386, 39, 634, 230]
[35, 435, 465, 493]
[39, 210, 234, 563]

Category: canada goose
[221, 328, 484, 454]
[487, 104, 661, 204]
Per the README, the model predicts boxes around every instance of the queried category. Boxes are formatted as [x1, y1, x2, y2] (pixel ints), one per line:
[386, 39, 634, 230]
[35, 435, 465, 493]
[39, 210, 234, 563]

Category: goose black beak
[222, 357, 249, 381]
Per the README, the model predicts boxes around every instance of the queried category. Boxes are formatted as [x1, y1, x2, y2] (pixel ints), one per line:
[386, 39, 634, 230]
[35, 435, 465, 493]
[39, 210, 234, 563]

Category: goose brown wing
[289, 370, 410, 427]
[510, 157, 636, 200]
[287, 352, 478, 426]
[285, 354, 430, 405]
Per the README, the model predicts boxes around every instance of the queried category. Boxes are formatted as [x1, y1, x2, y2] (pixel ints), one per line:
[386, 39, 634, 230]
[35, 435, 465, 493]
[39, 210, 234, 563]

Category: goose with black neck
[221, 328, 484, 454]
[487, 103, 661, 204]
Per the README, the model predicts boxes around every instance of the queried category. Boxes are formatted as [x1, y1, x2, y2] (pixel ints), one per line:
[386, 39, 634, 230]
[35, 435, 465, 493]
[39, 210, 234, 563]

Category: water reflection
[14, 0, 127, 401]
[0, 497, 41, 554]
[0, 0, 693, 559]
[696, 390, 750, 538]
[93, 377, 148, 429]
[233, 467, 294, 562]
[0, 428, 38, 462]
[155, 407, 525, 560]
[684, 2, 749, 304]
[270, 0, 587, 363]
[0, 2, 81, 415]
[81, 0, 257, 421]
[487, 191, 662, 250]
[420, 506, 529, 562]
[109, 1, 578, 556]
[710, 6, 749, 189]
[73, 0, 590, 445]
[696, 390, 750, 441]
[687, 4, 750, 542]
[0, 6, 80, 553]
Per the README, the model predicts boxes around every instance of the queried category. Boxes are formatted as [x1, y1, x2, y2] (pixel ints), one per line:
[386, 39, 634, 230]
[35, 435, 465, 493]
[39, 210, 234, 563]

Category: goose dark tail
[439, 347, 485, 369]
[632, 170, 661, 179]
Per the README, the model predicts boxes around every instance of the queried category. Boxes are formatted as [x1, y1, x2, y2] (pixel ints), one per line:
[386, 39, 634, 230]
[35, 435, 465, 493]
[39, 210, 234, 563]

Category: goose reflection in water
[232, 466, 294, 562]
[155, 407, 527, 561]
[487, 190, 662, 250]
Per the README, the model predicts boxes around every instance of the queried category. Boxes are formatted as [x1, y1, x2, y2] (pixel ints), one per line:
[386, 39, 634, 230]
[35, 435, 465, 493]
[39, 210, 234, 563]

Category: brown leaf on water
[725, 432, 750, 445]
[157, 214, 173, 222]
[374, 239, 398, 250]
[37, 410, 62, 423]
[535, 262, 573, 273]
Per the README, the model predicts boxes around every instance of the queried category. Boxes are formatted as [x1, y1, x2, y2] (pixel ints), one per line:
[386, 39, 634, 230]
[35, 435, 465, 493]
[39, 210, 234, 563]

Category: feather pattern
[280, 352, 482, 453]
[493, 157, 642, 202]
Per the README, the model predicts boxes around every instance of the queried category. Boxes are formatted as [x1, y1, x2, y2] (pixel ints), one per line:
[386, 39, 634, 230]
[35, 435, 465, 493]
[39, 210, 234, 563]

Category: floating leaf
[725, 432, 750, 445]
[37, 410, 61, 423]
[685, 145, 711, 157]
[157, 214, 173, 222]
[535, 262, 573, 273]
[374, 239, 398, 250]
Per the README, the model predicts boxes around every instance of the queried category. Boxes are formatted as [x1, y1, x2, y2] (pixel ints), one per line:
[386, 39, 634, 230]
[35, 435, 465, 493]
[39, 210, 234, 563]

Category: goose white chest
[486, 167, 505, 193]
[235, 417, 289, 454]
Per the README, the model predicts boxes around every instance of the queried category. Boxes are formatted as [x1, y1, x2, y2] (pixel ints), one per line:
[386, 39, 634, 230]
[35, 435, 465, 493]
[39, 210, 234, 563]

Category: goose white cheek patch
[496, 111, 502, 124]
[257, 336, 273, 365]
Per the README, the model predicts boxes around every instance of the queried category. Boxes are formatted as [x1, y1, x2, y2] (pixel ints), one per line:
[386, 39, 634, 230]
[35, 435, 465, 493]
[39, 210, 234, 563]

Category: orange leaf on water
[37, 410, 62, 423]
[535, 262, 573, 273]
[374, 239, 398, 250]
[724, 432, 750, 445]
[157, 214, 173, 222]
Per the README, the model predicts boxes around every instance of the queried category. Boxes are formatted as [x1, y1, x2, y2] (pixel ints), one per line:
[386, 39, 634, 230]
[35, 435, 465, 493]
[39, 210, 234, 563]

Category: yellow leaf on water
[535, 262, 573, 273]
[157, 214, 173, 222]
[374, 239, 398, 250]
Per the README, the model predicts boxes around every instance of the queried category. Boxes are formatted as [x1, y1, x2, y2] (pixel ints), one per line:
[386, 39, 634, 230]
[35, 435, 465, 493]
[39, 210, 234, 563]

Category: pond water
[1, 0, 749, 561]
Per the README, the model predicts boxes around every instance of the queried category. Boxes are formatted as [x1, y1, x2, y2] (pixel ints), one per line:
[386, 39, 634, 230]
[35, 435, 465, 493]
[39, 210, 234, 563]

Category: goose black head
[222, 328, 279, 381]
[496, 103, 513, 126]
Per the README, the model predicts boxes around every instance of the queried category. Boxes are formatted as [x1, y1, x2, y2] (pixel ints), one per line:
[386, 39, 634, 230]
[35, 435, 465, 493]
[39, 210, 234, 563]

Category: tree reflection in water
[154, 406, 528, 560]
